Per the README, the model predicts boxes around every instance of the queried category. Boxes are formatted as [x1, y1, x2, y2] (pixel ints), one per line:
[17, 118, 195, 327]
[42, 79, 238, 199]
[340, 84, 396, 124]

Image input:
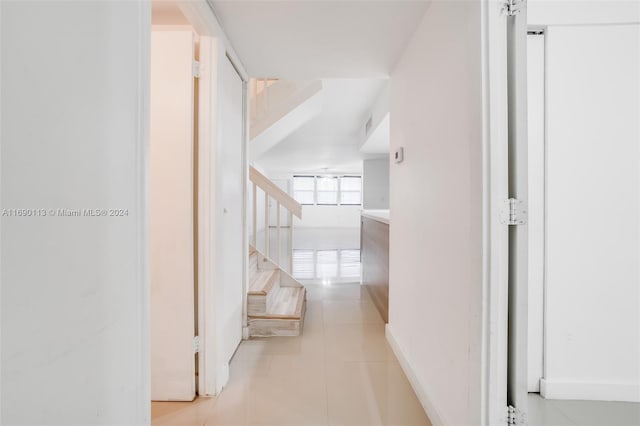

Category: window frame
[292, 175, 362, 207]
[338, 175, 363, 206]
[292, 175, 316, 206]
[315, 176, 339, 206]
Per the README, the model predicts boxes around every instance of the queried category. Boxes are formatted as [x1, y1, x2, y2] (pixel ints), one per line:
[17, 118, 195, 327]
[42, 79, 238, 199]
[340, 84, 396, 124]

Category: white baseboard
[385, 324, 447, 426]
[540, 378, 640, 402]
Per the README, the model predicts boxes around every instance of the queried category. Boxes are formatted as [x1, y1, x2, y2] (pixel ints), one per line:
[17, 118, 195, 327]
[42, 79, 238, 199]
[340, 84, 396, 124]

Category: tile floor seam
[321, 302, 332, 426]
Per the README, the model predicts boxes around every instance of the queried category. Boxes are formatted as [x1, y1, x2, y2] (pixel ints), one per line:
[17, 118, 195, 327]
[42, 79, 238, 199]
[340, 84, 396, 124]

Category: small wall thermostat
[394, 147, 404, 163]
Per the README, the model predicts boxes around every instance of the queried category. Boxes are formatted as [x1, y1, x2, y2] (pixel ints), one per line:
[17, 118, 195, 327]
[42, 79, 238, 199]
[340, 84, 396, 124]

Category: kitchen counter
[361, 209, 390, 225]
[361, 210, 390, 322]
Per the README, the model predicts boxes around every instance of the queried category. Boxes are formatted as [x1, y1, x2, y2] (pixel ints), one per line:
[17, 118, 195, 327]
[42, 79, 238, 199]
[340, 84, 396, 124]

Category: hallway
[151, 283, 430, 426]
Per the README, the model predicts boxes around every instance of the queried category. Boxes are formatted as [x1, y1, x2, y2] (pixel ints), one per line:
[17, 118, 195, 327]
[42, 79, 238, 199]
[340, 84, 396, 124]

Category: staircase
[248, 246, 306, 337]
[249, 79, 323, 160]
[248, 165, 306, 337]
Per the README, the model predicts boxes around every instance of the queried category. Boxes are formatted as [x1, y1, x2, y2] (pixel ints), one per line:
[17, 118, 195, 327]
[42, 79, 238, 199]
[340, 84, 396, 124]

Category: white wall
[528, 0, 640, 26]
[359, 82, 390, 154]
[1, 1, 150, 424]
[293, 205, 361, 228]
[536, 18, 639, 402]
[386, 2, 484, 425]
[362, 157, 389, 209]
[150, 29, 196, 402]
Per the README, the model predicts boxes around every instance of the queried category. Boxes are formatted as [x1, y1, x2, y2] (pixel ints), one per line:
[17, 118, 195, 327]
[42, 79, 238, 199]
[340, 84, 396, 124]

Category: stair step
[250, 287, 305, 320]
[248, 287, 306, 337]
[246, 245, 306, 337]
[249, 269, 279, 295]
[249, 250, 258, 279]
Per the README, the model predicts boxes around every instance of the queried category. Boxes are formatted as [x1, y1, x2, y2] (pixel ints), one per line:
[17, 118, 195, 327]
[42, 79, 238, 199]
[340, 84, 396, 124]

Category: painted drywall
[1, 1, 150, 424]
[250, 80, 324, 160]
[150, 29, 196, 401]
[293, 205, 361, 228]
[386, 2, 484, 425]
[540, 23, 640, 402]
[359, 83, 390, 154]
[363, 158, 389, 209]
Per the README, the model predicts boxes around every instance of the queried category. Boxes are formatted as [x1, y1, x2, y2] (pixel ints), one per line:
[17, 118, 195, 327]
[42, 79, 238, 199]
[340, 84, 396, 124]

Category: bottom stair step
[248, 287, 306, 337]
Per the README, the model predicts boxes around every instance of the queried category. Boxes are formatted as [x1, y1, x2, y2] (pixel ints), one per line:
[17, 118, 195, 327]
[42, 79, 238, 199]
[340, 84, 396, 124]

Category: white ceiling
[256, 79, 388, 174]
[210, 0, 432, 79]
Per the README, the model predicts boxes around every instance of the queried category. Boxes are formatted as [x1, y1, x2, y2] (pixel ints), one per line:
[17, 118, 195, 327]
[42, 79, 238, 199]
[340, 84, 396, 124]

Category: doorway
[149, 0, 248, 407]
[508, 9, 640, 425]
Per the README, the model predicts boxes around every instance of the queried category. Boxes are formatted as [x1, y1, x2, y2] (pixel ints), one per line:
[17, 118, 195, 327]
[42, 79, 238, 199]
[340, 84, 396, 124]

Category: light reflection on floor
[254, 227, 361, 285]
[292, 248, 361, 284]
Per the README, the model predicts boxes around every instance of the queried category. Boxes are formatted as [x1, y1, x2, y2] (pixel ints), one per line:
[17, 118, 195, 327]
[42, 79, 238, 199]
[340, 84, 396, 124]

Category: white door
[542, 24, 639, 401]
[150, 30, 196, 401]
[217, 54, 244, 386]
[526, 32, 545, 393]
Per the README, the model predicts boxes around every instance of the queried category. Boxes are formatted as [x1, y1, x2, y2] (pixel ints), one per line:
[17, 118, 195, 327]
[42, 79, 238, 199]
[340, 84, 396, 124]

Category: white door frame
[481, 1, 510, 424]
[480, 0, 532, 424]
[178, 0, 249, 397]
[505, 0, 530, 419]
[482, 0, 532, 422]
[144, 0, 522, 418]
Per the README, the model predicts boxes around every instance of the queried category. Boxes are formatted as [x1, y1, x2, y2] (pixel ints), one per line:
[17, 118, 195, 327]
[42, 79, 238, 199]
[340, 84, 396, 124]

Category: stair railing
[250, 78, 278, 125]
[249, 166, 302, 272]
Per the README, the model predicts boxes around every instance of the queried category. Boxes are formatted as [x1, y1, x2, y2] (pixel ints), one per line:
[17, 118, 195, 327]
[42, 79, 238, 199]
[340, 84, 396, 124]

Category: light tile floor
[152, 283, 431, 426]
[528, 393, 640, 426]
[153, 225, 640, 426]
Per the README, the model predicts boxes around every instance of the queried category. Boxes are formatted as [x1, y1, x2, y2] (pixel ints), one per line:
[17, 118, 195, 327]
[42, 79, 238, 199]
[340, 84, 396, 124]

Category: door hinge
[192, 336, 200, 354]
[506, 405, 526, 426]
[502, 0, 526, 16]
[500, 198, 527, 225]
[193, 60, 201, 78]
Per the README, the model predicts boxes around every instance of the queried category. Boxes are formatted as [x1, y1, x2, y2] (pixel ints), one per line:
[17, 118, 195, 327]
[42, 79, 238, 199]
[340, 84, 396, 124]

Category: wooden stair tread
[249, 269, 278, 295]
[249, 287, 305, 320]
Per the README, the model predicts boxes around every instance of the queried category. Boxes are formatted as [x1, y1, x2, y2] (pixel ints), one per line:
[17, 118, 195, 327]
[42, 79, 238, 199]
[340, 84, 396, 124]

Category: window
[340, 176, 362, 205]
[316, 176, 338, 205]
[293, 175, 361, 206]
[293, 176, 315, 205]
